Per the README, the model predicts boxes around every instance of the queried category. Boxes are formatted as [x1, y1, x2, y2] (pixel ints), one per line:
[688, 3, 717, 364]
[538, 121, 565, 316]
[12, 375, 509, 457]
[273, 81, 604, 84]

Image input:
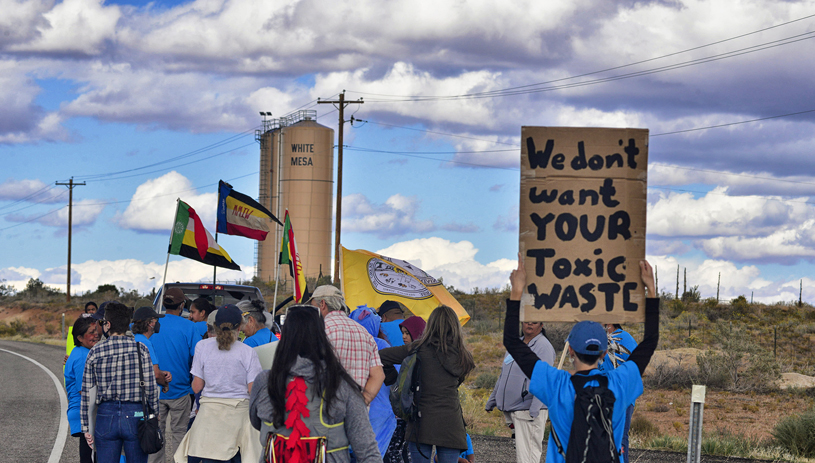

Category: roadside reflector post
[687, 385, 706, 463]
[61, 313, 65, 340]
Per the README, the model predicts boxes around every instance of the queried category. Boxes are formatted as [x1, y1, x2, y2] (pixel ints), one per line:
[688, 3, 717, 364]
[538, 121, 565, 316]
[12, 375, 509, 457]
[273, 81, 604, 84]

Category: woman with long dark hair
[65, 315, 99, 463]
[249, 304, 380, 463]
[379, 305, 475, 463]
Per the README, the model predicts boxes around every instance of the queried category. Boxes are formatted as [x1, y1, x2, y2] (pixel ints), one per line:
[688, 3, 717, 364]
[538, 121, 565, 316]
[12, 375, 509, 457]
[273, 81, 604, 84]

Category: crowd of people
[64, 257, 660, 463]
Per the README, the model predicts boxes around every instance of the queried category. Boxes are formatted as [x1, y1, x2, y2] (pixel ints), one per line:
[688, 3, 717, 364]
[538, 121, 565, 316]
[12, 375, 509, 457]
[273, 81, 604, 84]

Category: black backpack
[389, 350, 422, 422]
[551, 374, 620, 463]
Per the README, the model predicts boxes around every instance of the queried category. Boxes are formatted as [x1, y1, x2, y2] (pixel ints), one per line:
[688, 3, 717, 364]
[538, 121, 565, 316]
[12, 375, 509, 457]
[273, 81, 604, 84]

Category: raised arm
[503, 254, 541, 379]
[627, 260, 660, 376]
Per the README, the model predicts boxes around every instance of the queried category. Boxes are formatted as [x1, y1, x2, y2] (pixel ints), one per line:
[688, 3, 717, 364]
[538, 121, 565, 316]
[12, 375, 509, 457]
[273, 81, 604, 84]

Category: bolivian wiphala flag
[341, 246, 470, 325]
[170, 200, 240, 270]
[216, 180, 282, 241]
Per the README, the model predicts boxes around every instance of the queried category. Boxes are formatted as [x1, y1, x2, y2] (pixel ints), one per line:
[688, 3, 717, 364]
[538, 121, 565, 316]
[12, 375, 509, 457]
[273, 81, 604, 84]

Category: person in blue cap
[502, 255, 659, 463]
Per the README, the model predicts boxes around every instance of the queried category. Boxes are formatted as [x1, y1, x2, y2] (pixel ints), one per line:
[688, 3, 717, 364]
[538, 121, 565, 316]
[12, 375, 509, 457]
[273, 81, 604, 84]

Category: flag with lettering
[216, 180, 282, 241]
[340, 246, 470, 325]
[170, 200, 240, 270]
[279, 210, 307, 303]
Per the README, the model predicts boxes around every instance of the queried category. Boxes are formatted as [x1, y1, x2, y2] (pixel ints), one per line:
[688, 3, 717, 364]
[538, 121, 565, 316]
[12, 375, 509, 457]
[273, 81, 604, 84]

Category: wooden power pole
[318, 91, 363, 283]
[56, 178, 85, 302]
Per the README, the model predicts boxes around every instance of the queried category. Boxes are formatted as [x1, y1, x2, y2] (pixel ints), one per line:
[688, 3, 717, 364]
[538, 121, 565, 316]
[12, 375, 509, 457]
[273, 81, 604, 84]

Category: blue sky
[2, 0, 815, 304]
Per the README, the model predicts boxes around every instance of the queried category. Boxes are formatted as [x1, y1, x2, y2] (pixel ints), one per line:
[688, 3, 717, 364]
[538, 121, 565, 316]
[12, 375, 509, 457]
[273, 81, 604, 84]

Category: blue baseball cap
[568, 321, 607, 355]
[215, 304, 242, 330]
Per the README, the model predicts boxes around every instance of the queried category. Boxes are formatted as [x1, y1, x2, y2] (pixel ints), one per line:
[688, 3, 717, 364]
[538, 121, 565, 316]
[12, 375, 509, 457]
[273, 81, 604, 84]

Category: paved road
[0, 340, 765, 463]
[0, 340, 75, 463]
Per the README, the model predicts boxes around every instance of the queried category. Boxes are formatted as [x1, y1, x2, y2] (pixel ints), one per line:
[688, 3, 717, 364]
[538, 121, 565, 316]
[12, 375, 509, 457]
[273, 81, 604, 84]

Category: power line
[0, 184, 61, 212]
[0, 206, 65, 232]
[652, 109, 815, 136]
[347, 13, 815, 101]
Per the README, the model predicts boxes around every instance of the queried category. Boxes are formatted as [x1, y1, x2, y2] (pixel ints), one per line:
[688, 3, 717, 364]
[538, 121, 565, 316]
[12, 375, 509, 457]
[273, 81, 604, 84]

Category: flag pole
[159, 199, 181, 311]
[213, 231, 218, 286]
[272, 228, 281, 311]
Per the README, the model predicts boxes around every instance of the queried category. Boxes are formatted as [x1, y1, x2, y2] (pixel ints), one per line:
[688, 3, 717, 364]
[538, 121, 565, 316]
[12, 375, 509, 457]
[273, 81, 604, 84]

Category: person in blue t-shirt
[350, 306, 397, 458]
[132, 306, 172, 391]
[190, 297, 215, 340]
[239, 300, 276, 348]
[600, 323, 639, 463]
[148, 287, 199, 463]
[65, 316, 100, 463]
[378, 300, 407, 347]
[503, 256, 659, 463]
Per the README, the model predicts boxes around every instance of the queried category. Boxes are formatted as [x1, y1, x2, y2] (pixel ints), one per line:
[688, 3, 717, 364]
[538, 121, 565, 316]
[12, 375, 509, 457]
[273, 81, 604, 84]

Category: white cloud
[647, 187, 813, 237]
[650, 163, 815, 197]
[376, 237, 515, 291]
[117, 171, 217, 232]
[1, 258, 253, 295]
[0, 178, 65, 203]
[9, 0, 121, 55]
[342, 193, 433, 238]
[699, 220, 815, 262]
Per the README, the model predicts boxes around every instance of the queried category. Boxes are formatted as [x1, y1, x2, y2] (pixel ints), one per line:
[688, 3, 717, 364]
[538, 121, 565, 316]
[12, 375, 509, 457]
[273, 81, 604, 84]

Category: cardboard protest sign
[519, 127, 648, 323]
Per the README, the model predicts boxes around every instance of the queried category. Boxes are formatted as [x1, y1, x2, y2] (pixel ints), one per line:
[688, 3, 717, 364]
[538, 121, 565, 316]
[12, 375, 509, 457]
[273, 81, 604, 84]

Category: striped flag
[279, 210, 307, 302]
[170, 200, 240, 270]
[216, 180, 282, 241]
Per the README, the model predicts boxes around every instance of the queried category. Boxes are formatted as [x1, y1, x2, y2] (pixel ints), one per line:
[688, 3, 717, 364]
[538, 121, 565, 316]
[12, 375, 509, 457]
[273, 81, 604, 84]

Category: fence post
[687, 385, 706, 463]
[774, 326, 777, 359]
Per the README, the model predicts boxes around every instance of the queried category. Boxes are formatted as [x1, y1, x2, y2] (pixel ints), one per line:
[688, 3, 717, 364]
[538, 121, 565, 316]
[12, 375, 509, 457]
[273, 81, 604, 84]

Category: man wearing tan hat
[310, 285, 384, 405]
[149, 287, 200, 463]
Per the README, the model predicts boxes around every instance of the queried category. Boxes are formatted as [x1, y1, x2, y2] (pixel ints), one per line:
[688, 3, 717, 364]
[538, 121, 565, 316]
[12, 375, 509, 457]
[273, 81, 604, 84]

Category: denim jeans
[408, 442, 460, 463]
[621, 404, 635, 463]
[95, 401, 147, 463]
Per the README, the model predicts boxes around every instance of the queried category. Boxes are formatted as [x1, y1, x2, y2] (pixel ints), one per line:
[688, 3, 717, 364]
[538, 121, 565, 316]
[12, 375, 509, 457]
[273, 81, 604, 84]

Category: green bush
[630, 415, 658, 438]
[473, 372, 498, 389]
[772, 409, 815, 458]
[695, 322, 781, 392]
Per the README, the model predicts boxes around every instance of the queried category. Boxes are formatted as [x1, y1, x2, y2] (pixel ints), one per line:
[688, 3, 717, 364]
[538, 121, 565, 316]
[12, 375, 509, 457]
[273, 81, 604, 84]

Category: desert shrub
[646, 435, 686, 452]
[470, 319, 498, 336]
[630, 415, 658, 438]
[0, 320, 34, 337]
[772, 409, 815, 458]
[643, 359, 695, 389]
[696, 351, 733, 390]
[474, 372, 498, 389]
[542, 323, 570, 354]
[695, 322, 781, 392]
[701, 427, 761, 458]
[681, 285, 701, 303]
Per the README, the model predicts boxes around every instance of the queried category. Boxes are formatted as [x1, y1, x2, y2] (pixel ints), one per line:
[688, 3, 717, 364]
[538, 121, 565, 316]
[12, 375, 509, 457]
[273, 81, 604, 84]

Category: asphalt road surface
[0, 340, 767, 463]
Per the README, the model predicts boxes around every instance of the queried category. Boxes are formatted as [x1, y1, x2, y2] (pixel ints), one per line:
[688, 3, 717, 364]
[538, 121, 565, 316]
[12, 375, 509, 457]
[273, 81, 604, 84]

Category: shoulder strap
[134, 340, 152, 414]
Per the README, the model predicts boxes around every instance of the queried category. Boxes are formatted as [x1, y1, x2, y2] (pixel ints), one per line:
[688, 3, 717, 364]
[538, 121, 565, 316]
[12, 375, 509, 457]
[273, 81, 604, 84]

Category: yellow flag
[340, 246, 470, 325]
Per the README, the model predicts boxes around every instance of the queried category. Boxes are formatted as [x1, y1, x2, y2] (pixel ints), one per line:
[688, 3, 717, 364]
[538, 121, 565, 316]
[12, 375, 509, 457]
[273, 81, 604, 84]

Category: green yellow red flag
[170, 200, 240, 270]
[340, 246, 470, 325]
[279, 210, 307, 302]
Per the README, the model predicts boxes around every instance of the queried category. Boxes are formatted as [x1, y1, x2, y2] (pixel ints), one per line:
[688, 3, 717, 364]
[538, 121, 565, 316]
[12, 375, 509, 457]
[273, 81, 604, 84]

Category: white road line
[0, 347, 69, 463]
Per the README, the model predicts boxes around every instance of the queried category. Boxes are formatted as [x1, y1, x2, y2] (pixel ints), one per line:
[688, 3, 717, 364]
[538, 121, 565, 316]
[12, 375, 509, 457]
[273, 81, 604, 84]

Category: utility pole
[318, 91, 364, 283]
[56, 177, 85, 303]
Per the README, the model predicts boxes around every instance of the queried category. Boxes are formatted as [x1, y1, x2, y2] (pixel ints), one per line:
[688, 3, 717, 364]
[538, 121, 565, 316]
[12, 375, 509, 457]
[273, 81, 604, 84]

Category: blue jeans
[95, 401, 147, 463]
[621, 404, 635, 463]
[408, 442, 460, 463]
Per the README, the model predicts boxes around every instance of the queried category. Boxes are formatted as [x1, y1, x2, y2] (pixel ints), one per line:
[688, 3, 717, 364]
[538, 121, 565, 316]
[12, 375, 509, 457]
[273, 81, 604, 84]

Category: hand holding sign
[640, 260, 656, 297]
[510, 253, 526, 301]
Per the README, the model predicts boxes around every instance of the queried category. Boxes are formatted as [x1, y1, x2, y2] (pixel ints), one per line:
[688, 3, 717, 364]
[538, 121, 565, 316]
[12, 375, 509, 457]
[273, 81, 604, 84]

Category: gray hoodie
[485, 333, 556, 418]
[248, 357, 381, 463]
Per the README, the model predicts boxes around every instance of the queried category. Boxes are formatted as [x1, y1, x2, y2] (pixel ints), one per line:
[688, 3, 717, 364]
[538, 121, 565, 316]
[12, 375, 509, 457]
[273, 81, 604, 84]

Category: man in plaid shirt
[81, 301, 160, 463]
[310, 285, 385, 405]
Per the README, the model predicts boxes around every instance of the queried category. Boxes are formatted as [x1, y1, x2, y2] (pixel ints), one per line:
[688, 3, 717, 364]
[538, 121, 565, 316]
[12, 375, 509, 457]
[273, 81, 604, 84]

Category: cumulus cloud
[650, 163, 815, 197]
[647, 187, 813, 238]
[0, 178, 66, 203]
[376, 237, 515, 292]
[117, 171, 216, 232]
[1, 258, 253, 295]
[0, 61, 69, 143]
[343, 193, 476, 238]
[8, 0, 121, 56]
[4, 198, 104, 229]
